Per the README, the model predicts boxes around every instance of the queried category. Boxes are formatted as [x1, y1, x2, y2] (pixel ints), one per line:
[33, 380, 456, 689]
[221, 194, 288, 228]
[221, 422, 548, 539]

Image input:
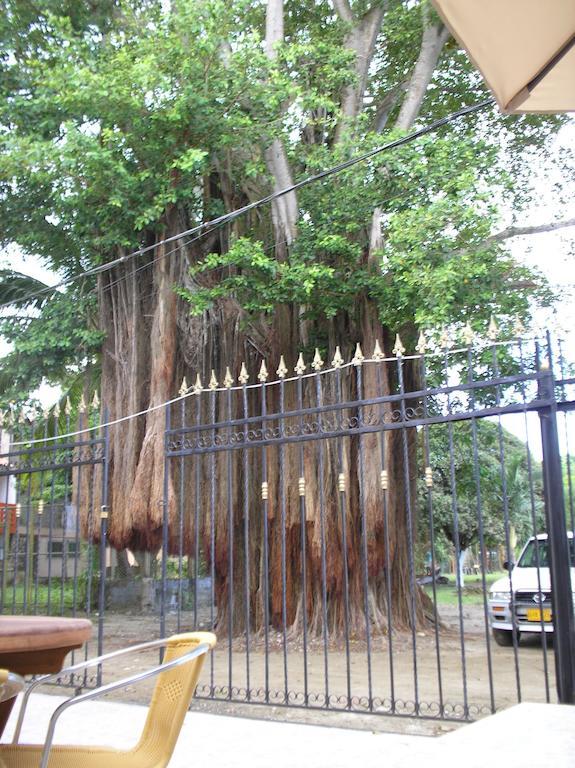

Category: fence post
[538, 361, 575, 704]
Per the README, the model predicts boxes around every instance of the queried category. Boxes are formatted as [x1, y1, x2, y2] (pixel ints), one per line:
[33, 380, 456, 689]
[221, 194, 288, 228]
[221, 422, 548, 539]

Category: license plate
[526, 608, 552, 622]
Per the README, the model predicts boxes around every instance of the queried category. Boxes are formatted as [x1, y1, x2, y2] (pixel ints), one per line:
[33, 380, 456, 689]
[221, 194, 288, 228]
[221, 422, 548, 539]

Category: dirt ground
[48, 604, 556, 736]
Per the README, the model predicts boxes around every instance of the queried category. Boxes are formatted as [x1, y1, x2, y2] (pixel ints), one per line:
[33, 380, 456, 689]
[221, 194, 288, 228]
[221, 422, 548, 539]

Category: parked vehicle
[488, 532, 575, 646]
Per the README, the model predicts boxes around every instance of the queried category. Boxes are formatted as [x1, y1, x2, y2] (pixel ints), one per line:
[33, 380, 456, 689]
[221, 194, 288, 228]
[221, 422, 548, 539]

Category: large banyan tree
[1, 0, 573, 634]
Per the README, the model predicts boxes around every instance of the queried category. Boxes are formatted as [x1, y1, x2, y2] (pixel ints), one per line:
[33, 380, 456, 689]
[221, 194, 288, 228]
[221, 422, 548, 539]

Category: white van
[488, 532, 575, 646]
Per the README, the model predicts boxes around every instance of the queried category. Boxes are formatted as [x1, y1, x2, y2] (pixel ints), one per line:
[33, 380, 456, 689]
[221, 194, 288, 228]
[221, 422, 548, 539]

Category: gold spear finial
[179, 376, 189, 396]
[352, 343, 364, 366]
[258, 361, 269, 383]
[224, 367, 234, 388]
[239, 362, 249, 385]
[312, 348, 324, 371]
[372, 339, 385, 361]
[294, 353, 306, 375]
[462, 322, 475, 346]
[209, 370, 219, 390]
[276, 356, 288, 379]
[79, 394, 87, 414]
[53, 401, 60, 418]
[91, 391, 100, 410]
[331, 346, 344, 369]
[392, 334, 405, 358]
[192, 374, 203, 394]
[65, 397, 72, 416]
[439, 328, 451, 349]
[415, 331, 427, 355]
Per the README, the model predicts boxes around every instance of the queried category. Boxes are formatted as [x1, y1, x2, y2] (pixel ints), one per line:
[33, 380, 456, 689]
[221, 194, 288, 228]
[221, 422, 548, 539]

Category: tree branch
[264, 0, 298, 253]
[374, 79, 408, 132]
[394, 7, 450, 131]
[332, 0, 353, 24]
[449, 217, 575, 261]
[334, 3, 387, 142]
[487, 218, 575, 244]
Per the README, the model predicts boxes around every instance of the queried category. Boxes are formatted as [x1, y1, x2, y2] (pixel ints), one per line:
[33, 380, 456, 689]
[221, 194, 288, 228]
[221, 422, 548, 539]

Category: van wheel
[493, 628, 519, 647]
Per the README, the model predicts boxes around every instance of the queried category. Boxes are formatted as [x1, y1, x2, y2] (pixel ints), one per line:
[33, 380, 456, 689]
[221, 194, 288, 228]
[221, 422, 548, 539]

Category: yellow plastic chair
[0, 632, 216, 768]
[0, 669, 25, 703]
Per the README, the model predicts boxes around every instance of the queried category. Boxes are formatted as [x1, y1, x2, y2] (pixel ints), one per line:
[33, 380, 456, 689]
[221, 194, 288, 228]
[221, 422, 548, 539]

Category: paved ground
[2, 693, 574, 768]
[88, 609, 556, 723]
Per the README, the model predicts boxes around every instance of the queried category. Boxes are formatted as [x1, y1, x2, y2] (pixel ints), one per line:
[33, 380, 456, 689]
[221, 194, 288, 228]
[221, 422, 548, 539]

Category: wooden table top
[0, 616, 92, 654]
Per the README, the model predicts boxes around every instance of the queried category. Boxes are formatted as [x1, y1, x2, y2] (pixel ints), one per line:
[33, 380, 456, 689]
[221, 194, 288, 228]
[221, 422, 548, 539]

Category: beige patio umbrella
[432, 0, 575, 113]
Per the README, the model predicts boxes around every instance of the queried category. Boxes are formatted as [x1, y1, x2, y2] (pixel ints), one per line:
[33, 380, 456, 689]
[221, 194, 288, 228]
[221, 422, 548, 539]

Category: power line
[0, 98, 494, 312]
[9, 335, 531, 446]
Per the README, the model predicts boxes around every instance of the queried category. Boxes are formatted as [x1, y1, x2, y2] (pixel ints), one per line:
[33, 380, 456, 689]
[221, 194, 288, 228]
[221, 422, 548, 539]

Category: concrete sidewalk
[3, 693, 574, 768]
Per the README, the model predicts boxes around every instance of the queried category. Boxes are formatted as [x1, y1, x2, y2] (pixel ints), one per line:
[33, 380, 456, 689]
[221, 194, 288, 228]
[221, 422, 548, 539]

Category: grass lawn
[424, 571, 507, 606]
[0, 582, 86, 613]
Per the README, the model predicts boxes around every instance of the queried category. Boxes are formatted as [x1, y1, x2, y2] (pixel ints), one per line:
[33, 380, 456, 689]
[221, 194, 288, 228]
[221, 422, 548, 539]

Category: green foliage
[0, 0, 571, 403]
[419, 420, 545, 556]
[0, 275, 102, 405]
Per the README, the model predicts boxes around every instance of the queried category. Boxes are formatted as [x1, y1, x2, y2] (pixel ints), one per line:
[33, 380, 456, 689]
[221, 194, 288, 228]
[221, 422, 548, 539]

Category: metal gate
[0, 403, 109, 685]
[161, 332, 575, 720]
[0, 332, 573, 720]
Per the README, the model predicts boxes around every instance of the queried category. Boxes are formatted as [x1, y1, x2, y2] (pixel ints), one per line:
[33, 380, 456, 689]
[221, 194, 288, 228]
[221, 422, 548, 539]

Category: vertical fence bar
[296, 369, 309, 706]
[396, 350, 420, 715]
[241, 379, 251, 700]
[490, 340, 522, 703]
[195, 392, 203, 632]
[354, 359, 373, 710]
[208, 386, 216, 692]
[314, 363, 330, 708]
[419, 349, 445, 716]
[177, 396, 186, 633]
[375, 358, 395, 714]
[537, 347, 575, 704]
[46, 415, 59, 615]
[278, 374, 289, 703]
[518, 339, 550, 701]
[260, 374, 270, 703]
[0, 426, 10, 612]
[32, 412, 44, 615]
[97, 408, 109, 680]
[161, 403, 171, 644]
[334, 364, 352, 709]
[225, 385, 234, 700]
[558, 339, 575, 534]
[441, 346, 470, 718]
[465, 344, 496, 714]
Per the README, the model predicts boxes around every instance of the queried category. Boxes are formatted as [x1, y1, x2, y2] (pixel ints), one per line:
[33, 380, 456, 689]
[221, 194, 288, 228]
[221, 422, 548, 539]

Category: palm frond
[0, 269, 56, 310]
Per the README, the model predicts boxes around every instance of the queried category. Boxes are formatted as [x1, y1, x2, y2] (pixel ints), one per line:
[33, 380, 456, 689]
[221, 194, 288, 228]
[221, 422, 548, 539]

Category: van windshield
[518, 538, 575, 568]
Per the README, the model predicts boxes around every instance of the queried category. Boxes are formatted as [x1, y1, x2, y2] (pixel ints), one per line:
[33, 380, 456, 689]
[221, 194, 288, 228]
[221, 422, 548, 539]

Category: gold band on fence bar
[380, 470, 388, 490]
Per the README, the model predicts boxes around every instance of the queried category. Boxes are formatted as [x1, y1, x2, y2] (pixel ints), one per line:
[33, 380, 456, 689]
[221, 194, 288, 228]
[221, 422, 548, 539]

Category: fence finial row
[175, 315, 533, 395]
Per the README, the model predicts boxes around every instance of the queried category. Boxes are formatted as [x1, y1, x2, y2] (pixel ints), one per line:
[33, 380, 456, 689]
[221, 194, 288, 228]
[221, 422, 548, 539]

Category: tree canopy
[1, 0, 571, 405]
[1, 0, 573, 634]
[419, 419, 545, 563]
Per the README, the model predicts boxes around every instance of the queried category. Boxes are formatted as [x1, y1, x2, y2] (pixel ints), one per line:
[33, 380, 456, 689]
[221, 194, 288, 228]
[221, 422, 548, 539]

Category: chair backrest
[0, 669, 25, 704]
[130, 631, 216, 768]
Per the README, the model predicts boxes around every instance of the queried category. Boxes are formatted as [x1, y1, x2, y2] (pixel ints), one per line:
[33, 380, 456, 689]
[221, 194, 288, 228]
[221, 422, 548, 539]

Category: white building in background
[0, 428, 16, 505]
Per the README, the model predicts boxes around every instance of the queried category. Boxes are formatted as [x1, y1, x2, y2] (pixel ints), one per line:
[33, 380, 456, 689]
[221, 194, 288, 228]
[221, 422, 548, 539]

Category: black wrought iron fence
[0, 332, 573, 720]
[0, 403, 108, 683]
